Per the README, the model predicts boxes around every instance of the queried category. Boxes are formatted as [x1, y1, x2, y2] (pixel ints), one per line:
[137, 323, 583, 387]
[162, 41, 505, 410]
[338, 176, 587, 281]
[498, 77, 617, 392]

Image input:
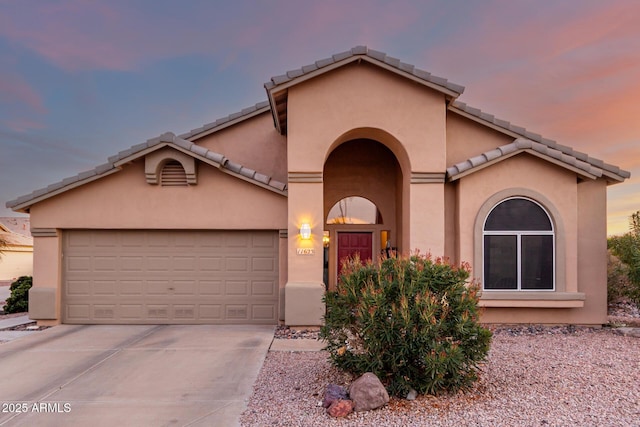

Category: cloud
[0, 69, 47, 131]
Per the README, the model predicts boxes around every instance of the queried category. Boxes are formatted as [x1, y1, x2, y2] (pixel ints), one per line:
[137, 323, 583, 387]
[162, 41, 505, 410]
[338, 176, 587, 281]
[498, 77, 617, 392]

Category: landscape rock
[326, 399, 354, 418]
[406, 388, 418, 401]
[348, 372, 390, 411]
[322, 383, 349, 408]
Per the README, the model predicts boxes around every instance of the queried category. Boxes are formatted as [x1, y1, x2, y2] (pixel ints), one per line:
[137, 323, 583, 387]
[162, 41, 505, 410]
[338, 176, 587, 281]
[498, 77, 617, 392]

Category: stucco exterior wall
[576, 179, 608, 324]
[0, 247, 33, 281]
[29, 161, 287, 230]
[193, 112, 288, 183]
[446, 112, 514, 167]
[287, 62, 446, 172]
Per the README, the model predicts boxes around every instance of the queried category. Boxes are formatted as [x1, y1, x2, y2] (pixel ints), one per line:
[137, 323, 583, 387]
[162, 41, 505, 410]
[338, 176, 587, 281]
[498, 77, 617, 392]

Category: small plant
[320, 253, 492, 397]
[3, 276, 32, 314]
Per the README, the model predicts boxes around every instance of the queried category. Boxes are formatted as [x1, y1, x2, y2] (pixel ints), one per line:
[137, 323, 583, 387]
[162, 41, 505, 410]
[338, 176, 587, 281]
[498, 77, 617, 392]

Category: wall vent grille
[161, 161, 188, 186]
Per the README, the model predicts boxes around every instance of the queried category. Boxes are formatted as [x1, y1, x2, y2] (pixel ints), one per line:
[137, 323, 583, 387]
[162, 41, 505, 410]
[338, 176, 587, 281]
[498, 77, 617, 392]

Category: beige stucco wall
[194, 112, 288, 183]
[287, 62, 447, 173]
[29, 161, 287, 230]
[446, 112, 514, 167]
[0, 246, 33, 281]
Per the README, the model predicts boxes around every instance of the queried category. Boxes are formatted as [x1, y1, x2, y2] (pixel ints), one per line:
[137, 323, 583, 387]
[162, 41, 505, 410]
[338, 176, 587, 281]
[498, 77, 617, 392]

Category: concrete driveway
[0, 324, 274, 427]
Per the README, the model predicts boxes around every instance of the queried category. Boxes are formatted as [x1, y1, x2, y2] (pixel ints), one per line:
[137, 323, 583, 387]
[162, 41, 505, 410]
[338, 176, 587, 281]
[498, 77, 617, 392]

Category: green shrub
[607, 252, 632, 304]
[3, 276, 32, 314]
[320, 253, 492, 397]
[608, 211, 640, 306]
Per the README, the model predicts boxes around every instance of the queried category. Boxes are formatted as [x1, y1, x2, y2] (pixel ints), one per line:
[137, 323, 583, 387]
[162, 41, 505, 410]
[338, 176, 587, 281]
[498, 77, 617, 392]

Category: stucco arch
[325, 127, 411, 178]
[473, 188, 567, 292]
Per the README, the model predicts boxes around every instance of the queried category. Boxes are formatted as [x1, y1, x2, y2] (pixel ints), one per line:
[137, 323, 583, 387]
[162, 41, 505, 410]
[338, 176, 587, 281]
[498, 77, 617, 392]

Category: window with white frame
[483, 197, 554, 291]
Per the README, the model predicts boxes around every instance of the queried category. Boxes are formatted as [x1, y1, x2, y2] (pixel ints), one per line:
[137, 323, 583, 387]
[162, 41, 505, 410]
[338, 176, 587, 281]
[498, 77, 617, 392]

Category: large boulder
[348, 372, 389, 412]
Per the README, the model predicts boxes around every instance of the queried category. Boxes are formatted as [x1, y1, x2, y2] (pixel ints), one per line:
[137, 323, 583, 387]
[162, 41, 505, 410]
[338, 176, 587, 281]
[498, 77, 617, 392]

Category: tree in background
[608, 211, 640, 305]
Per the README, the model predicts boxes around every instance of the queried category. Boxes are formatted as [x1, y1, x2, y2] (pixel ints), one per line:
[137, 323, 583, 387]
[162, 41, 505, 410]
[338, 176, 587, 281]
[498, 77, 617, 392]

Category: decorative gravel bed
[243, 315, 640, 426]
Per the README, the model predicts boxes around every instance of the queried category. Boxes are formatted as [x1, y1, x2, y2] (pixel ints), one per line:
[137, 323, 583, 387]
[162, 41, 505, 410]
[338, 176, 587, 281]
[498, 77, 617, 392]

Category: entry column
[409, 173, 446, 256]
[285, 173, 325, 326]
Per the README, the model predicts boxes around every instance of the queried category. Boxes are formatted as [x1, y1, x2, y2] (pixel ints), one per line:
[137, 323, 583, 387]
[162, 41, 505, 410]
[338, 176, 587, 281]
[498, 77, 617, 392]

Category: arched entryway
[323, 138, 403, 289]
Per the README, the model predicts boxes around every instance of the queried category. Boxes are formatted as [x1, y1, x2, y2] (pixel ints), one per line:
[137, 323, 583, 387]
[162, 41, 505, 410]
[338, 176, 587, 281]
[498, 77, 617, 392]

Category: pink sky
[0, 0, 638, 234]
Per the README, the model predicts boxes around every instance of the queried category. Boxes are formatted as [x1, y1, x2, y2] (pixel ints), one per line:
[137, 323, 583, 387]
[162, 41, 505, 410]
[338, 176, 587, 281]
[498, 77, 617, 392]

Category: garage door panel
[67, 256, 91, 272]
[252, 304, 276, 320]
[199, 280, 223, 295]
[174, 256, 197, 271]
[147, 256, 170, 271]
[199, 257, 223, 271]
[63, 230, 279, 324]
[94, 256, 117, 271]
[226, 257, 248, 271]
[252, 280, 277, 296]
[121, 280, 143, 295]
[94, 280, 117, 296]
[252, 232, 277, 248]
[121, 233, 145, 247]
[252, 257, 276, 272]
[121, 304, 144, 319]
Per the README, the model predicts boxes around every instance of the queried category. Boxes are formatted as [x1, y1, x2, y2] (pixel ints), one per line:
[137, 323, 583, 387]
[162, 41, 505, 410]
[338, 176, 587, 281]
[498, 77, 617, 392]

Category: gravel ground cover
[242, 314, 640, 426]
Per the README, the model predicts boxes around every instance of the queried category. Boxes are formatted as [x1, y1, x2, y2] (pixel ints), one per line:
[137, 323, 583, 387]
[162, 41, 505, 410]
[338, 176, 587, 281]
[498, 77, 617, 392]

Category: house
[0, 217, 33, 283]
[6, 46, 630, 326]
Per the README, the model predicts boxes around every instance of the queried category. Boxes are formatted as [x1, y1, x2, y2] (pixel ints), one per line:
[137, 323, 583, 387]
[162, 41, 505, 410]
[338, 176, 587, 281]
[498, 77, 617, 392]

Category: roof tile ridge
[265, 46, 464, 95]
[178, 101, 270, 139]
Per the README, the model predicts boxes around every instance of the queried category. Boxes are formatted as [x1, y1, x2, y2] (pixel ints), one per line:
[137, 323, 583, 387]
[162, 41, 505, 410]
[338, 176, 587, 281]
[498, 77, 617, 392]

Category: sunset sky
[1, 0, 638, 235]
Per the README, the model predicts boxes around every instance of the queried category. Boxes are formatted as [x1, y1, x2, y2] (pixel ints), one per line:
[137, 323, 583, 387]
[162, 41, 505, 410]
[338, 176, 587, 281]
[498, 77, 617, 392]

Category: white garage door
[62, 230, 279, 324]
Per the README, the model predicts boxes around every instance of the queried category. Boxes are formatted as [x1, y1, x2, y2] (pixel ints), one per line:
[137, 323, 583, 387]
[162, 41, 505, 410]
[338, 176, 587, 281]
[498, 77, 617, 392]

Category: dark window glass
[485, 199, 552, 231]
[484, 235, 517, 290]
[521, 235, 554, 289]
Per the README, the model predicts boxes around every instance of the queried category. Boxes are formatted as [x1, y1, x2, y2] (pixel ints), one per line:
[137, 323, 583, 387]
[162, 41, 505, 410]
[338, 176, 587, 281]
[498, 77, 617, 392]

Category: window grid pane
[484, 235, 517, 290]
[521, 235, 554, 290]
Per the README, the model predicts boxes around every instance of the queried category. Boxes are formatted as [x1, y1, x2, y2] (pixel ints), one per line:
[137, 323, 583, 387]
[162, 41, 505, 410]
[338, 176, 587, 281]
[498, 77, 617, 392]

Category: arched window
[160, 160, 188, 187]
[326, 197, 382, 224]
[483, 198, 554, 290]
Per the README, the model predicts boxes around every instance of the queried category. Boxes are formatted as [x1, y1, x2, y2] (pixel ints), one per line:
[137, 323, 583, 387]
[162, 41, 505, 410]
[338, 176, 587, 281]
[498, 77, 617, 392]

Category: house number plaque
[296, 248, 315, 255]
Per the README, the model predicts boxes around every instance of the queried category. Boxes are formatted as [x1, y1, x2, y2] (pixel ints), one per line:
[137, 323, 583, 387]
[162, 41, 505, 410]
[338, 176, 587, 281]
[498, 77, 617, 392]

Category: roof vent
[160, 161, 188, 187]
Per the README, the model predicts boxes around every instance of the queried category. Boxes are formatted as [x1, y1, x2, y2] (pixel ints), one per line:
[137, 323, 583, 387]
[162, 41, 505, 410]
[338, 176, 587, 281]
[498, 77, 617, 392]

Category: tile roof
[179, 101, 271, 140]
[447, 138, 616, 181]
[0, 230, 33, 247]
[6, 132, 287, 212]
[265, 45, 465, 94]
[449, 101, 631, 182]
[265, 45, 465, 134]
[0, 217, 31, 237]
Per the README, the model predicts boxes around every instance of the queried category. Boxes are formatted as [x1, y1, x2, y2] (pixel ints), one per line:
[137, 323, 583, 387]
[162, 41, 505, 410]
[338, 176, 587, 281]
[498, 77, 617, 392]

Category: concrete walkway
[0, 315, 35, 343]
[0, 324, 274, 427]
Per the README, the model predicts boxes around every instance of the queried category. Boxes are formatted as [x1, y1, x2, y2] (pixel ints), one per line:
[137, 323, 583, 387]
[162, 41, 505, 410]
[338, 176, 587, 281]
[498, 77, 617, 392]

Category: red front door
[337, 232, 373, 278]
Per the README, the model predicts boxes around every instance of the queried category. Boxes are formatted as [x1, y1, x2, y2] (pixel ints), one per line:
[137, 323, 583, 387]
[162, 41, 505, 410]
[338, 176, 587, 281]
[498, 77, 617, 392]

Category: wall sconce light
[322, 231, 330, 247]
[300, 223, 312, 240]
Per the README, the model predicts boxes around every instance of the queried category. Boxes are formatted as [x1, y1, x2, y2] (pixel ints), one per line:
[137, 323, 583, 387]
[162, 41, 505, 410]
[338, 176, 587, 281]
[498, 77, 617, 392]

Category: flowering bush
[320, 253, 492, 397]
